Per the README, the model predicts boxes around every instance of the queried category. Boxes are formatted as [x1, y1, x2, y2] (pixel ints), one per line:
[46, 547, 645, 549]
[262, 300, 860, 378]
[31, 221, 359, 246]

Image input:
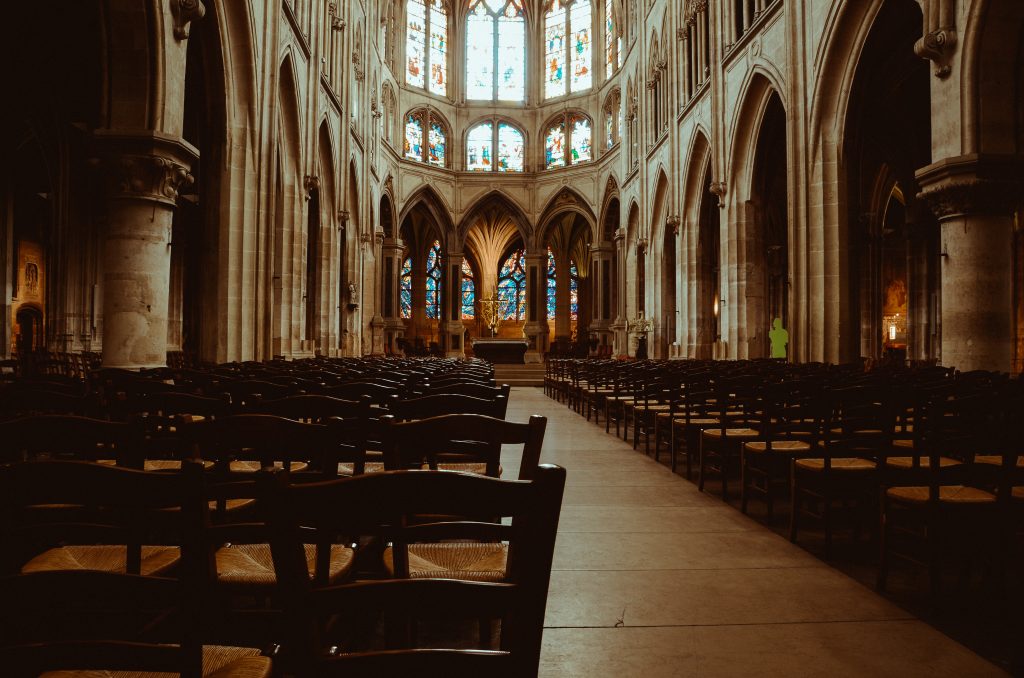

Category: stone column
[590, 242, 614, 353]
[93, 131, 197, 369]
[611, 228, 628, 355]
[917, 155, 1020, 372]
[442, 251, 466, 359]
[369, 230, 386, 356]
[522, 250, 549, 363]
[381, 237, 405, 354]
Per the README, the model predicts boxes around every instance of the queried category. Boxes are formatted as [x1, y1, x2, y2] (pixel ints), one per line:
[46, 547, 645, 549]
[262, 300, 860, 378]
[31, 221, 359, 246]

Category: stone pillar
[442, 251, 466, 359]
[589, 242, 614, 353]
[522, 251, 549, 363]
[381, 237, 405, 354]
[93, 131, 197, 369]
[917, 155, 1020, 372]
[611, 228, 628, 356]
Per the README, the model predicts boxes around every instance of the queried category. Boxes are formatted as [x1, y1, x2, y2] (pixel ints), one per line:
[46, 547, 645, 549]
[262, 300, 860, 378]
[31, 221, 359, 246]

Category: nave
[509, 387, 1007, 676]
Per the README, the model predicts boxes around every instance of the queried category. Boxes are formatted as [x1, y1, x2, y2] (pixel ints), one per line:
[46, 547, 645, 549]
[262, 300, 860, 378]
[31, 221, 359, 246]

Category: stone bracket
[171, 0, 206, 41]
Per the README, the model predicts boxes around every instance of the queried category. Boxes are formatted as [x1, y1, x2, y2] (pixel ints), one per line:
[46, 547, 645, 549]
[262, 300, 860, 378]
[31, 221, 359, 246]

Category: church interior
[0, 0, 1022, 675]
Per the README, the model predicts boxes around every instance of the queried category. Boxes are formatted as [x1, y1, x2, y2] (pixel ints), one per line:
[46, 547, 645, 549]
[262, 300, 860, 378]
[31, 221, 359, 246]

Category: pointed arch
[398, 184, 454, 244]
[277, 53, 303, 174]
[457, 191, 531, 249]
[727, 68, 787, 196]
[538, 186, 597, 244]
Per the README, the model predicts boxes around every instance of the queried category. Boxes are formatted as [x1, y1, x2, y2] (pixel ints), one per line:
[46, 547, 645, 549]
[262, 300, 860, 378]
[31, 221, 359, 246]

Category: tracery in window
[400, 255, 413, 319]
[544, 0, 592, 99]
[467, 0, 526, 102]
[406, 0, 448, 95]
[461, 259, 476, 319]
[467, 120, 525, 172]
[426, 239, 442, 319]
[403, 109, 449, 167]
[545, 113, 592, 168]
[497, 247, 527, 320]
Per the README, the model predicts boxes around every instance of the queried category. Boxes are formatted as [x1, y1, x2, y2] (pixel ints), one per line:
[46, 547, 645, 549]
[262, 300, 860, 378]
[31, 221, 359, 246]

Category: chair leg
[669, 426, 677, 473]
[697, 438, 707, 492]
[877, 496, 889, 592]
[789, 466, 800, 544]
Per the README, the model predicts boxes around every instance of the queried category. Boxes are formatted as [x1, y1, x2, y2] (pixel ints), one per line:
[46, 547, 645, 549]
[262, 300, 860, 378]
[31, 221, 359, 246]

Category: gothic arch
[398, 185, 455, 245]
[456, 191, 532, 250]
[727, 69, 787, 194]
[538, 187, 597, 246]
[277, 53, 303, 174]
[210, 0, 258, 150]
[599, 175, 621, 242]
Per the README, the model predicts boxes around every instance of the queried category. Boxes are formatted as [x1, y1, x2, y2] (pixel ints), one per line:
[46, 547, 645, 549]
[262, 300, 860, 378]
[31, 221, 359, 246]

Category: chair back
[0, 415, 140, 465]
[263, 464, 566, 677]
[391, 393, 508, 421]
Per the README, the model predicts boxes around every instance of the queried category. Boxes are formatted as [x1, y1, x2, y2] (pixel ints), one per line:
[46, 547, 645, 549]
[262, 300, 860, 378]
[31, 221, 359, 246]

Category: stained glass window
[407, 0, 448, 95]
[605, 0, 621, 78]
[400, 255, 413, 319]
[570, 259, 579, 320]
[497, 248, 526, 321]
[406, 0, 426, 89]
[545, 120, 566, 169]
[428, 121, 446, 167]
[545, 113, 591, 168]
[546, 248, 557, 319]
[605, 108, 614, 148]
[570, 114, 592, 163]
[497, 123, 524, 172]
[461, 259, 475, 319]
[426, 240, 442, 319]
[467, 0, 525, 102]
[545, 0, 592, 99]
[466, 122, 493, 171]
[404, 109, 448, 166]
[404, 113, 424, 162]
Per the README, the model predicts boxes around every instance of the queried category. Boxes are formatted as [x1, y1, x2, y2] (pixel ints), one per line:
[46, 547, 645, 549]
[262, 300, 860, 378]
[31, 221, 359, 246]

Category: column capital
[916, 154, 1024, 219]
[91, 130, 199, 207]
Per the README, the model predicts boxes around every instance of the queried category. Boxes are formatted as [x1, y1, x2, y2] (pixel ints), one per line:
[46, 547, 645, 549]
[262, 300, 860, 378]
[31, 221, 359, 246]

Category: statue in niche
[769, 317, 789, 359]
[24, 263, 38, 293]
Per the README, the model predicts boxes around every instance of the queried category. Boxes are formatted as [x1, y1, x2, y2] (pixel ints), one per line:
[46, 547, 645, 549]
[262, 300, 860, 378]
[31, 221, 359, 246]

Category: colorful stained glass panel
[546, 249, 557, 320]
[570, 0, 592, 92]
[497, 248, 526, 320]
[461, 259, 475, 319]
[400, 256, 413, 319]
[406, 0, 427, 88]
[426, 240, 442, 319]
[570, 116, 592, 164]
[497, 123, 524, 172]
[570, 260, 579, 320]
[427, 122, 446, 167]
[428, 0, 448, 95]
[544, 2, 567, 99]
[545, 121, 566, 169]
[404, 114, 424, 162]
[466, 122, 493, 171]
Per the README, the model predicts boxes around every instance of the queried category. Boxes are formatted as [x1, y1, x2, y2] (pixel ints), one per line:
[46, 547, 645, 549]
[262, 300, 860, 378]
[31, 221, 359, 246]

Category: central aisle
[501, 387, 1006, 678]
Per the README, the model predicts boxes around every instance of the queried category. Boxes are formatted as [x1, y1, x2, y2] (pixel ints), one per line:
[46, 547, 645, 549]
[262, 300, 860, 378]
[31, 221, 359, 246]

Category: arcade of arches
[2, 0, 1023, 375]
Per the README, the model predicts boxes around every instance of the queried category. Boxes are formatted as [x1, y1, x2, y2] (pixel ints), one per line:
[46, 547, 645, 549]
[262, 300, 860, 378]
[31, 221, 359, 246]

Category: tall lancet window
[400, 255, 413, 319]
[426, 240, 442, 319]
[544, 0, 592, 99]
[466, 120, 526, 172]
[466, 0, 526, 102]
[605, 0, 621, 78]
[406, 0, 448, 95]
[545, 112, 592, 168]
[461, 259, 476, 319]
[498, 248, 527, 320]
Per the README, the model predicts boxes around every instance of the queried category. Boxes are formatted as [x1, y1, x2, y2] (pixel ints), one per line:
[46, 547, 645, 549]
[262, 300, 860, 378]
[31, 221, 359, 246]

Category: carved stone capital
[915, 29, 957, 78]
[666, 214, 681, 235]
[170, 0, 206, 41]
[91, 131, 198, 206]
[916, 154, 1024, 219]
[304, 175, 320, 199]
[709, 181, 727, 207]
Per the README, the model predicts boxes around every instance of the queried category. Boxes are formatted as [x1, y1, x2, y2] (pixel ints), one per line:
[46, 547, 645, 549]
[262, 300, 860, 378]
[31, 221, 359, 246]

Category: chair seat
[1012, 486, 1024, 501]
[337, 461, 386, 475]
[794, 457, 876, 472]
[886, 485, 996, 505]
[216, 543, 354, 587]
[383, 542, 508, 582]
[635, 404, 672, 412]
[229, 460, 309, 473]
[41, 644, 272, 678]
[973, 455, 1024, 468]
[22, 546, 179, 576]
[744, 440, 812, 453]
[885, 456, 961, 469]
[97, 459, 216, 471]
[437, 462, 502, 476]
[892, 439, 915, 450]
[703, 428, 760, 439]
[673, 417, 719, 426]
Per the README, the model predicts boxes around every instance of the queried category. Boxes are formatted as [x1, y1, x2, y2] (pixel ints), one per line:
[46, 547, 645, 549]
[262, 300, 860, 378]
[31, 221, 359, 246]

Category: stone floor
[501, 387, 1008, 678]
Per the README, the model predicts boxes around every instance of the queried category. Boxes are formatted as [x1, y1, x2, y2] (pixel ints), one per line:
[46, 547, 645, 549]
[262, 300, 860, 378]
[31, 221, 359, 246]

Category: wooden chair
[0, 460, 271, 678]
[698, 376, 762, 501]
[424, 381, 511, 402]
[391, 393, 508, 421]
[246, 393, 371, 422]
[264, 464, 566, 677]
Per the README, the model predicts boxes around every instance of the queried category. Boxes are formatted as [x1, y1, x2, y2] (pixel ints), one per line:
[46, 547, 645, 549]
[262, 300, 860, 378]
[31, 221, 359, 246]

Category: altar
[471, 338, 528, 364]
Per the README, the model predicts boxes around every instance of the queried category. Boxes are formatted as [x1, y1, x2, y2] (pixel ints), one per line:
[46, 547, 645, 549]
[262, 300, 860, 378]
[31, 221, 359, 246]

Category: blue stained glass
[546, 248, 557, 320]
[461, 259, 475, 319]
[545, 121, 566, 169]
[405, 113, 424, 162]
[497, 248, 526, 320]
[400, 256, 413, 319]
[426, 240, 442, 319]
[570, 260, 579, 320]
[428, 122, 446, 167]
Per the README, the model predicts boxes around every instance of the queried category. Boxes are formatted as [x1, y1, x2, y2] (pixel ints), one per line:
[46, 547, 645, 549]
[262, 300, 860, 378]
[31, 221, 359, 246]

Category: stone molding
[92, 131, 198, 207]
[916, 154, 1023, 219]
